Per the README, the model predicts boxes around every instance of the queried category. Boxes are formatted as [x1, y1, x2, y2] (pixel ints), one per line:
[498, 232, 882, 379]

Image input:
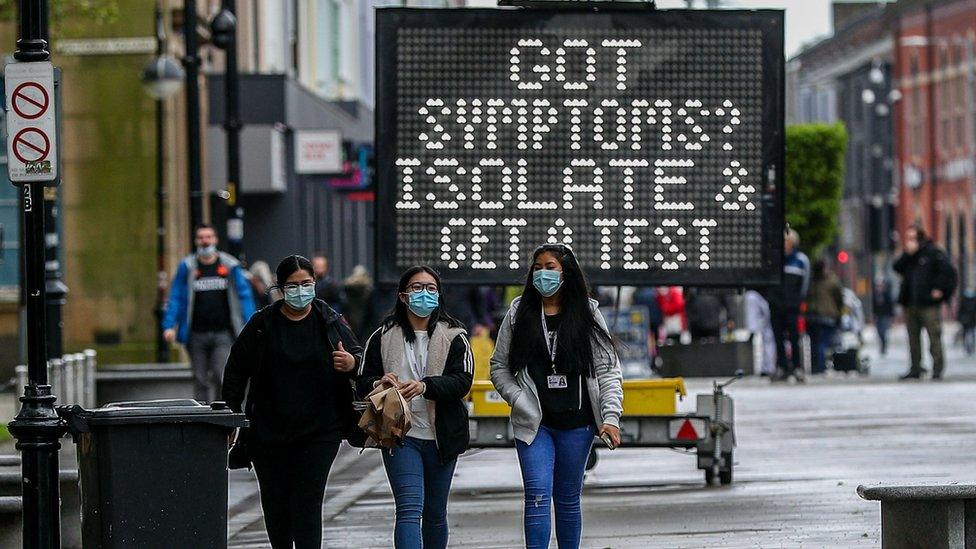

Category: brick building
[893, 0, 976, 290]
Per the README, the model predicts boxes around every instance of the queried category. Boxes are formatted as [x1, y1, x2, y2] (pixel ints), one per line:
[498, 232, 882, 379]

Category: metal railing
[14, 349, 97, 413]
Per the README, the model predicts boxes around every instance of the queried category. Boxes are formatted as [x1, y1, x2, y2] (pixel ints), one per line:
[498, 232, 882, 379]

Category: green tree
[785, 123, 847, 255]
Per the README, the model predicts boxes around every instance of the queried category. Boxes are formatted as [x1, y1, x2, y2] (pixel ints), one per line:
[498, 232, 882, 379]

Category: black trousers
[252, 440, 341, 549]
[771, 309, 801, 375]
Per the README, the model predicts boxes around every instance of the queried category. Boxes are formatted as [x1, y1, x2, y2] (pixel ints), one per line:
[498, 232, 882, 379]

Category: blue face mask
[196, 244, 217, 258]
[283, 283, 315, 310]
[406, 290, 439, 318]
[533, 269, 563, 297]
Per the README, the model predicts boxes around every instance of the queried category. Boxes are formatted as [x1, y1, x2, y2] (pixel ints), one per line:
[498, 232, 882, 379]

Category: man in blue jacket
[162, 224, 256, 401]
[767, 228, 811, 382]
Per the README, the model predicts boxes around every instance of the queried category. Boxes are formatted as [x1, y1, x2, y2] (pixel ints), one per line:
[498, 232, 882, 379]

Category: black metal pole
[220, 0, 243, 259]
[43, 184, 65, 360]
[154, 3, 169, 363]
[6, 2, 67, 547]
[183, 0, 202, 249]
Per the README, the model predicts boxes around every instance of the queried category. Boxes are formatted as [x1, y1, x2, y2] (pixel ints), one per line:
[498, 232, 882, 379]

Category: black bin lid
[77, 399, 246, 429]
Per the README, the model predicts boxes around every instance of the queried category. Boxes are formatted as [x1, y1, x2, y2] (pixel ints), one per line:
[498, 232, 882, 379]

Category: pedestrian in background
[685, 288, 735, 342]
[162, 223, 256, 401]
[805, 259, 844, 375]
[248, 260, 276, 309]
[894, 225, 957, 380]
[357, 265, 474, 549]
[871, 277, 895, 356]
[766, 228, 810, 382]
[959, 288, 976, 356]
[312, 251, 344, 313]
[656, 286, 686, 344]
[744, 289, 776, 376]
[490, 244, 623, 549]
[222, 255, 363, 549]
[343, 265, 376, 340]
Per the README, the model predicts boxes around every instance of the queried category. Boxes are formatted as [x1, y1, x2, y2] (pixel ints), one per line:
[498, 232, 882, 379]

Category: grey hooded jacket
[489, 297, 624, 445]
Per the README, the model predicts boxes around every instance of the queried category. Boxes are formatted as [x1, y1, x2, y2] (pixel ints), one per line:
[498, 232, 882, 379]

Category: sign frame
[375, 8, 785, 287]
[4, 61, 58, 184]
[295, 129, 344, 174]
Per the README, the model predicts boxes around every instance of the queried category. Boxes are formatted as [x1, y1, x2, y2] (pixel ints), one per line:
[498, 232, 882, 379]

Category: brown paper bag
[357, 379, 412, 449]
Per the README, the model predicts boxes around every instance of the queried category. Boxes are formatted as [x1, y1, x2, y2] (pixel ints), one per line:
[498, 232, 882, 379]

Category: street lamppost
[210, 2, 243, 260]
[5, 2, 69, 547]
[182, 0, 203, 250]
[860, 60, 899, 286]
[141, 2, 184, 364]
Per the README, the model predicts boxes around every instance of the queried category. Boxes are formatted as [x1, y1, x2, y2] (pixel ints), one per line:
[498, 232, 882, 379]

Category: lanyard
[403, 337, 428, 380]
[541, 308, 558, 374]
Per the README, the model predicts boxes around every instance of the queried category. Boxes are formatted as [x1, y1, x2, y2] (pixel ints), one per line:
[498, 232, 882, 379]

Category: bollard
[62, 354, 76, 405]
[83, 349, 97, 408]
[72, 353, 85, 407]
[14, 364, 26, 416]
[49, 358, 62, 404]
[70, 353, 82, 405]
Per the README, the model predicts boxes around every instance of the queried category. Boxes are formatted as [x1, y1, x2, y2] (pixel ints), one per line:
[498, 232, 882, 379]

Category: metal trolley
[467, 372, 741, 486]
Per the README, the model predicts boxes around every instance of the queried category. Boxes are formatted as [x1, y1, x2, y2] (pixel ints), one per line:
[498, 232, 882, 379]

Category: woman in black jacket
[357, 265, 474, 549]
[222, 255, 363, 549]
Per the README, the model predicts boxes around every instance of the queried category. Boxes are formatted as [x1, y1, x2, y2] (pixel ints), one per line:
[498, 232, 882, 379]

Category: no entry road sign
[375, 9, 784, 286]
[5, 61, 58, 183]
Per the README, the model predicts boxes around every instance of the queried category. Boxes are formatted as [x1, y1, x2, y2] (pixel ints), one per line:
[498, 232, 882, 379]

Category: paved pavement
[223, 322, 976, 548]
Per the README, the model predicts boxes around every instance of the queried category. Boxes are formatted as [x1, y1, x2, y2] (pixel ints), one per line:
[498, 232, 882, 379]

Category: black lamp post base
[8, 384, 68, 549]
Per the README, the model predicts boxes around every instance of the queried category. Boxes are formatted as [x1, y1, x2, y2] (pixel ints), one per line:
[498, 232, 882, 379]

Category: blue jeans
[382, 437, 457, 549]
[808, 321, 836, 374]
[516, 424, 596, 549]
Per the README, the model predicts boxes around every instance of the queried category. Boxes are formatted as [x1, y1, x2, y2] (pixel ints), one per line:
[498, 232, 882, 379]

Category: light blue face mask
[407, 290, 439, 318]
[533, 269, 563, 297]
[196, 244, 217, 258]
[283, 283, 315, 310]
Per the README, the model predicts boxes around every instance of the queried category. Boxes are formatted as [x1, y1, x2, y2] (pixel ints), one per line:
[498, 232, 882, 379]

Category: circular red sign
[11, 82, 49, 120]
[12, 127, 50, 164]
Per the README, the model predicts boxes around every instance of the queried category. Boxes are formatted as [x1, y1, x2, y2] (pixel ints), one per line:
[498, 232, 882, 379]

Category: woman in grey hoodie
[490, 244, 624, 549]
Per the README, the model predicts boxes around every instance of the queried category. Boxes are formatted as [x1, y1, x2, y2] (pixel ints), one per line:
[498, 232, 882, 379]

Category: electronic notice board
[375, 8, 785, 286]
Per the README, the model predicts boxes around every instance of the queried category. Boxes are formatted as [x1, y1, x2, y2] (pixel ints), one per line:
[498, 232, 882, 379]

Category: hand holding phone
[598, 424, 620, 450]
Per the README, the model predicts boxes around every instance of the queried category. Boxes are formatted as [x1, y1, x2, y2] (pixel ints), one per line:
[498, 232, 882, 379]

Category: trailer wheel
[704, 452, 733, 485]
[585, 447, 598, 471]
[719, 452, 733, 485]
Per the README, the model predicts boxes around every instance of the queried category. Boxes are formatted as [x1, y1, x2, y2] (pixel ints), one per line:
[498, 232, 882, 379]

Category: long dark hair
[275, 255, 315, 286]
[382, 265, 464, 342]
[508, 244, 614, 378]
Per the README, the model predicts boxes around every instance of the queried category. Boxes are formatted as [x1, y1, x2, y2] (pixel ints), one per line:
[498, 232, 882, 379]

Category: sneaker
[899, 371, 923, 381]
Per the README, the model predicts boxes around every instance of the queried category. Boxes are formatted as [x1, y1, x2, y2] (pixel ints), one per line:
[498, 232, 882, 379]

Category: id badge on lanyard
[542, 309, 568, 389]
[404, 339, 427, 380]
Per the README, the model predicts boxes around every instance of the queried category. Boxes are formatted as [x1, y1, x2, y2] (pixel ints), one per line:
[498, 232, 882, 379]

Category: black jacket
[894, 242, 957, 307]
[767, 250, 811, 314]
[357, 324, 473, 463]
[872, 283, 895, 318]
[221, 299, 366, 446]
[958, 295, 976, 327]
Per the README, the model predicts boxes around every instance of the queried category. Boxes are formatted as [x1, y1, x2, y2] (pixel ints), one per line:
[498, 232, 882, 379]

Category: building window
[911, 89, 924, 158]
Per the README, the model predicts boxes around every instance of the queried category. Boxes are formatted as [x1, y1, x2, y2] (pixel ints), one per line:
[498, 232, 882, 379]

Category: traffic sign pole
[4, 2, 68, 549]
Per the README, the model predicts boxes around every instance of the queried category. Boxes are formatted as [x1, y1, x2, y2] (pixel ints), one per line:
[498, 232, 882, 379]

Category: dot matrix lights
[377, 10, 784, 286]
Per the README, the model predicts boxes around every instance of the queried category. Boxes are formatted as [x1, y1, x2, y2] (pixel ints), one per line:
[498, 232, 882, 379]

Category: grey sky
[655, 0, 850, 58]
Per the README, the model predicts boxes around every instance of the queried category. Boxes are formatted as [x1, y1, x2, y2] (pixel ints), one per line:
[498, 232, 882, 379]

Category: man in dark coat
[893, 225, 957, 380]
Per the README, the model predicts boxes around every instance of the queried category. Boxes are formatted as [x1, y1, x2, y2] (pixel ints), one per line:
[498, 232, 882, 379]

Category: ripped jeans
[515, 424, 596, 549]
